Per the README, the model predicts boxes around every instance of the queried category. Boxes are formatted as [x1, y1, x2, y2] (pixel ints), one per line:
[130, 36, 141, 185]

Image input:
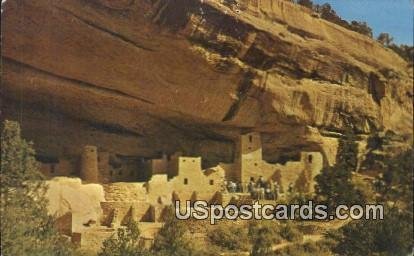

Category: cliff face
[2, 0, 413, 165]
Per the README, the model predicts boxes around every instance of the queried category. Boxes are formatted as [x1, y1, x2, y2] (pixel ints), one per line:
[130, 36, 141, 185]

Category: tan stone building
[218, 132, 324, 192]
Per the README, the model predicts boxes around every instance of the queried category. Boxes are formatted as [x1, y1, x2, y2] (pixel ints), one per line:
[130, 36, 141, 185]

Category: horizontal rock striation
[1, 0, 412, 165]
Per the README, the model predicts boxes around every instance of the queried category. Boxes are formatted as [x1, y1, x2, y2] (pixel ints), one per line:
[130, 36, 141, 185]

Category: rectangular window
[184, 178, 188, 185]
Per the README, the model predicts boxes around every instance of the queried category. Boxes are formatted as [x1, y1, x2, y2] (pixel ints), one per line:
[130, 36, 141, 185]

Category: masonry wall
[149, 154, 168, 175]
[100, 201, 154, 227]
[98, 152, 111, 183]
[218, 162, 239, 181]
[40, 159, 75, 178]
[45, 177, 105, 233]
[146, 175, 173, 204]
[166, 156, 225, 201]
[98, 152, 143, 183]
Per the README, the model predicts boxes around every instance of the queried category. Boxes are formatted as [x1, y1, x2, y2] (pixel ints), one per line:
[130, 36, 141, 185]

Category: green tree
[349, 21, 373, 37]
[377, 148, 413, 211]
[249, 221, 282, 256]
[208, 224, 250, 251]
[297, 0, 314, 9]
[331, 207, 413, 256]
[314, 128, 365, 211]
[99, 220, 148, 256]
[152, 206, 193, 256]
[388, 43, 414, 63]
[0, 120, 73, 255]
[330, 147, 413, 256]
[336, 128, 358, 172]
[377, 33, 394, 46]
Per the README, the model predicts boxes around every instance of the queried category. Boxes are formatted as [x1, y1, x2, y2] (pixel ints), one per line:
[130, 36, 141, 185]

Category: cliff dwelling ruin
[2, 0, 412, 253]
[40, 132, 323, 250]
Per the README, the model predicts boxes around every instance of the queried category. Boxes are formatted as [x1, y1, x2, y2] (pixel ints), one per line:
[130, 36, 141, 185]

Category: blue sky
[312, 0, 413, 45]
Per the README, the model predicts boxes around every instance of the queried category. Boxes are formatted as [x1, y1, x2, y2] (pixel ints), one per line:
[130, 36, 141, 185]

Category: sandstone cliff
[2, 0, 413, 166]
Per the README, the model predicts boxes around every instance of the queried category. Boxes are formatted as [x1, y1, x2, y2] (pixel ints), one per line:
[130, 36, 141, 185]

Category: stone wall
[149, 154, 168, 175]
[98, 152, 144, 183]
[40, 159, 75, 178]
[215, 132, 324, 193]
[103, 183, 147, 202]
[45, 177, 105, 233]
[169, 156, 225, 201]
[146, 175, 173, 204]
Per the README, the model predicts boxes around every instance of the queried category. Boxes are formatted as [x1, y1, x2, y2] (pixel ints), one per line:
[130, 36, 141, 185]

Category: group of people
[224, 176, 295, 200]
[247, 176, 281, 200]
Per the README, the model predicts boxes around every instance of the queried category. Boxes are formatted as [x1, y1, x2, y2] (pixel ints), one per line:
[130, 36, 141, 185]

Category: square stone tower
[237, 132, 264, 183]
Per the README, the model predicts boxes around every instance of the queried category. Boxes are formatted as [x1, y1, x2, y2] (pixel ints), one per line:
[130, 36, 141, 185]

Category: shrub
[249, 220, 283, 256]
[278, 222, 303, 243]
[99, 220, 148, 256]
[152, 207, 193, 256]
[208, 224, 250, 251]
[314, 127, 365, 212]
[331, 207, 413, 256]
[275, 241, 332, 256]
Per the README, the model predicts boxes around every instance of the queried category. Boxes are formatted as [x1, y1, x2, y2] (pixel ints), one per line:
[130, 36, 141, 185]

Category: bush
[208, 224, 250, 251]
[98, 220, 148, 256]
[275, 241, 332, 256]
[331, 207, 413, 256]
[297, 0, 313, 9]
[278, 222, 303, 243]
[314, 128, 365, 212]
[152, 207, 193, 256]
[249, 220, 283, 256]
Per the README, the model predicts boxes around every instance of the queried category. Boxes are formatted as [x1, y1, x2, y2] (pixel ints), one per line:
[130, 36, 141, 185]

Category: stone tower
[237, 132, 263, 183]
[300, 152, 323, 193]
[80, 145, 99, 183]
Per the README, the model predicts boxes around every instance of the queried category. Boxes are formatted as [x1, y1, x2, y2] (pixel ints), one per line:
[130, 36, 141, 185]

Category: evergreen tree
[297, 0, 313, 9]
[314, 127, 364, 211]
[378, 148, 413, 211]
[331, 207, 413, 256]
[377, 33, 394, 47]
[336, 127, 358, 173]
[152, 206, 193, 256]
[0, 120, 73, 255]
[249, 221, 281, 256]
[329, 148, 413, 256]
[99, 220, 148, 256]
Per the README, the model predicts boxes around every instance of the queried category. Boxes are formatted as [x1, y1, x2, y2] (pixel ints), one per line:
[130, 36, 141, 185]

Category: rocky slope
[2, 0, 412, 166]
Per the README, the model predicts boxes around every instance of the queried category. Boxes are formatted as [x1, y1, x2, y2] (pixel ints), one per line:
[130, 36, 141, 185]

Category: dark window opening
[249, 135, 253, 143]
[184, 178, 188, 185]
[254, 163, 258, 166]
[209, 180, 214, 185]
[35, 155, 59, 164]
[308, 155, 313, 163]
